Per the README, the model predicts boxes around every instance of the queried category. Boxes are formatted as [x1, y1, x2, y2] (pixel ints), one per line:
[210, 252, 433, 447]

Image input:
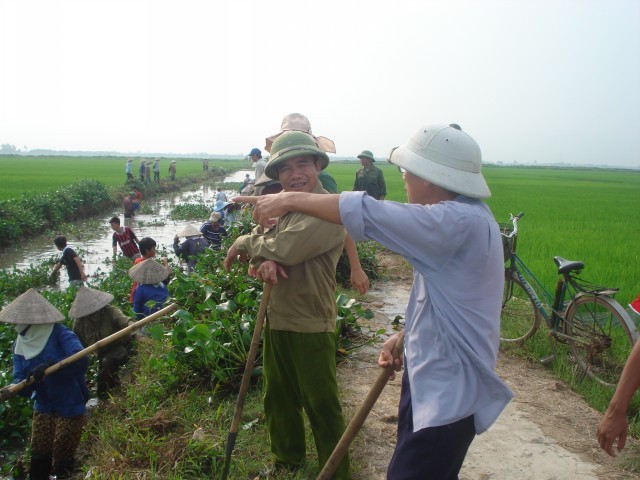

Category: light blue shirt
[339, 191, 513, 434]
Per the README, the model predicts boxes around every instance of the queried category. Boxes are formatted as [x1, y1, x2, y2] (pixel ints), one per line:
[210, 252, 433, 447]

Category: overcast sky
[1, 0, 639, 168]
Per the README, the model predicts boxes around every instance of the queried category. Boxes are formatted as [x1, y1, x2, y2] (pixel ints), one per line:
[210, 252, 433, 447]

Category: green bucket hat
[264, 131, 329, 180]
[357, 150, 375, 162]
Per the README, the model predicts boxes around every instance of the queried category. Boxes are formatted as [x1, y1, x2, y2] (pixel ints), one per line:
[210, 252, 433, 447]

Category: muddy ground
[339, 251, 639, 480]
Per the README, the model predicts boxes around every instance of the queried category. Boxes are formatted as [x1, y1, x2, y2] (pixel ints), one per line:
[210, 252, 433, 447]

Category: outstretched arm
[597, 340, 640, 456]
[233, 192, 342, 228]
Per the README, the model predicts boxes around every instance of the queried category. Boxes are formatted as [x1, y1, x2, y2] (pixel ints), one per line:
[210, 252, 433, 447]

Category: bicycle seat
[554, 256, 584, 274]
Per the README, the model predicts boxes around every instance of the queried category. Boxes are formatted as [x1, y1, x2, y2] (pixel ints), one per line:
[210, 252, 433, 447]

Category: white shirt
[254, 158, 267, 195]
[339, 191, 513, 434]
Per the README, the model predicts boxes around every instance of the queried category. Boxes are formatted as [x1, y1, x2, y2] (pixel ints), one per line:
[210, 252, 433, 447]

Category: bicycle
[499, 212, 638, 387]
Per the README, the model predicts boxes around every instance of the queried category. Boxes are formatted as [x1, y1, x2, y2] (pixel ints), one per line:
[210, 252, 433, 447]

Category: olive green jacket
[353, 165, 387, 200]
[234, 183, 345, 333]
[72, 305, 133, 358]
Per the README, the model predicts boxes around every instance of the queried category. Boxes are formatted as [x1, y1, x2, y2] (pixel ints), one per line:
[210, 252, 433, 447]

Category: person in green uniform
[353, 149, 387, 200]
[224, 131, 350, 478]
[69, 286, 135, 399]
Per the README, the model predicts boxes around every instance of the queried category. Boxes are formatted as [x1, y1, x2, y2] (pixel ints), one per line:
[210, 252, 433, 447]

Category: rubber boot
[28, 454, 51, 480]
[52, 457, 75, 479]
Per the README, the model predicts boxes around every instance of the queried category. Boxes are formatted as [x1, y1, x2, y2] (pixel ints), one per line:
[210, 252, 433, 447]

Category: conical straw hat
[69, 286, 114, 319]
[0, 288, 64, 325]
[128, 259, 169, 284]
[178, 224, 203, 238]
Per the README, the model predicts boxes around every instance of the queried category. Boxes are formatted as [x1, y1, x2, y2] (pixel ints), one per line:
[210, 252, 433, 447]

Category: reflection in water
[0, 171, 253, 289]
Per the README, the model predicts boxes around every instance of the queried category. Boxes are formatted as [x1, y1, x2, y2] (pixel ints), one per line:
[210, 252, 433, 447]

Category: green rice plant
[484, 167, 640, 307]
[0, 156, 250, 199]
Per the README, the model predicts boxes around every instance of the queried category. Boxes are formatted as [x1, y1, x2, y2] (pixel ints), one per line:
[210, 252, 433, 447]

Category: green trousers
[263, 325, 350, 480]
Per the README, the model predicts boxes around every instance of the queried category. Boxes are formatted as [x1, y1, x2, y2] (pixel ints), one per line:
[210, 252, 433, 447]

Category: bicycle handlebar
[503, 211, 525, 238]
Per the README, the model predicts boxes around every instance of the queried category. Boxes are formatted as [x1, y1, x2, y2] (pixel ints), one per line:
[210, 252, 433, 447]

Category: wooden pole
[0, 303, 178, 402]
[317, 330, 405, 480]
[221, 282, 272, 480]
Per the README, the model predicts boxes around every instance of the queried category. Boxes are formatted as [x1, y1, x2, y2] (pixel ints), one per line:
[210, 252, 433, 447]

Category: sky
[1, 0, 639, 168]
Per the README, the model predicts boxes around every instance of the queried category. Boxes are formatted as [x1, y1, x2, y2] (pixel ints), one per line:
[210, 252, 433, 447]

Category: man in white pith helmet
[233, 123, 514, 479]
[225, 131, 351, 478]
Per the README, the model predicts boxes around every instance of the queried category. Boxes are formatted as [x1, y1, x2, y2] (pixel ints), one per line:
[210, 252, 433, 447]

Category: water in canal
[0, 170, 254, 288]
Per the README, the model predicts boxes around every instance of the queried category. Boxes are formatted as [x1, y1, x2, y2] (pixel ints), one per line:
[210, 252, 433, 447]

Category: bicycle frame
[507, 254, 576, 334]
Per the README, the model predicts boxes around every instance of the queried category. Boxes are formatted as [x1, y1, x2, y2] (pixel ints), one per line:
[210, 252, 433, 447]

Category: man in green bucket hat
[353, 149, 387, 200]
[224, 131, 350, 478]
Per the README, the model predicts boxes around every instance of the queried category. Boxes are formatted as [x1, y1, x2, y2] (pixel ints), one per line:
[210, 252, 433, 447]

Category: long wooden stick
[317, 330, 405, 480]
[0, 303, 178, 401]
[221, 282, 272, 480]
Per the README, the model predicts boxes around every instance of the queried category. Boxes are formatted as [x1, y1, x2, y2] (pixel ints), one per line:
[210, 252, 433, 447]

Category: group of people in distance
[5, 111, 640, 480]
[125, 157, 177, 183]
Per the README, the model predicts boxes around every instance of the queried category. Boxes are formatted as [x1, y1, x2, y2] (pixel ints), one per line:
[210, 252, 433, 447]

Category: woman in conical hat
[173, 224, 208, 273]
[69, 286, 134, 400]
[0, 289, 89, 479]
[128, 259, 169, 319]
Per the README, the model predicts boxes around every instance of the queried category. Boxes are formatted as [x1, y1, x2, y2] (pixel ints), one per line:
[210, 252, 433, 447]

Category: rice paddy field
[0, 155, 250, 199]
[1, 155, 639, 306]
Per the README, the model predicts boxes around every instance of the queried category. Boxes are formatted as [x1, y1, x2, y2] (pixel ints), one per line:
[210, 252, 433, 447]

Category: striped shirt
[112, 227, 140, 258]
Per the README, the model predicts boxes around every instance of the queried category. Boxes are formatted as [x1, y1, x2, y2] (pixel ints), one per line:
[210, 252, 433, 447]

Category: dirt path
[337, 252, 639, 480]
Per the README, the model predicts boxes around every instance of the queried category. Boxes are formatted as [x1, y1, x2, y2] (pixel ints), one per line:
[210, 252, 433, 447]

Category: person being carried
[123, 192, 136, 225]
[129, 259, 169, 320]
[51, 235, 87, 287]
[263, 112, 369, 294]
[110, 217, 141, 260]
[173, 224, 208, 273]
[224, 131, 351, 478]
[200, 212, 227, 250]
[70, 286, 135, 400]
[233, 123, 513, 479]
[353, 149, 387, 200]
[0, 289, 89, 480]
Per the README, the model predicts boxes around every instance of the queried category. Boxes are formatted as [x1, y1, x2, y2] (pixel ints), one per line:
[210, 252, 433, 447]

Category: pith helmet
[0, 288, 64, 325]
[388, 124, 490, 199]
[264, 131, 329, 180]
[69, 286, 114, 319]
[357, 150, 375, 162]
[265, 113, 336, 154]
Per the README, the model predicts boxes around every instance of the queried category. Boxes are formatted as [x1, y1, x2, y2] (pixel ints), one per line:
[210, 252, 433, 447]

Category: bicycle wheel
[565, 294, 636, 387]
[500, 273, 540, 343]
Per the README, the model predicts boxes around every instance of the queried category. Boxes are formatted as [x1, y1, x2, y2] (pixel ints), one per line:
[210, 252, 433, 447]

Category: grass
[0, 156, 251, 199]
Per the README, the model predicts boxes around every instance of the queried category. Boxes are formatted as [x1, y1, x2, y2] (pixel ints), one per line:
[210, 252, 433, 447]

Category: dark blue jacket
[13, 323, 89, 417]
[132, 283, 169, 319]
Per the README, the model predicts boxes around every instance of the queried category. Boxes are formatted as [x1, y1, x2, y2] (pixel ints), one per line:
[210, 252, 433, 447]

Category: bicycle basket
[499, 223, 514, 262]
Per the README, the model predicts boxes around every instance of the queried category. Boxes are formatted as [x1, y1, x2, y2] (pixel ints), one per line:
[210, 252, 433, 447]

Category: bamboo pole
[221, 282, 272, 480]
[0, 303, 178, 402]
[317, 330, 405, 480]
